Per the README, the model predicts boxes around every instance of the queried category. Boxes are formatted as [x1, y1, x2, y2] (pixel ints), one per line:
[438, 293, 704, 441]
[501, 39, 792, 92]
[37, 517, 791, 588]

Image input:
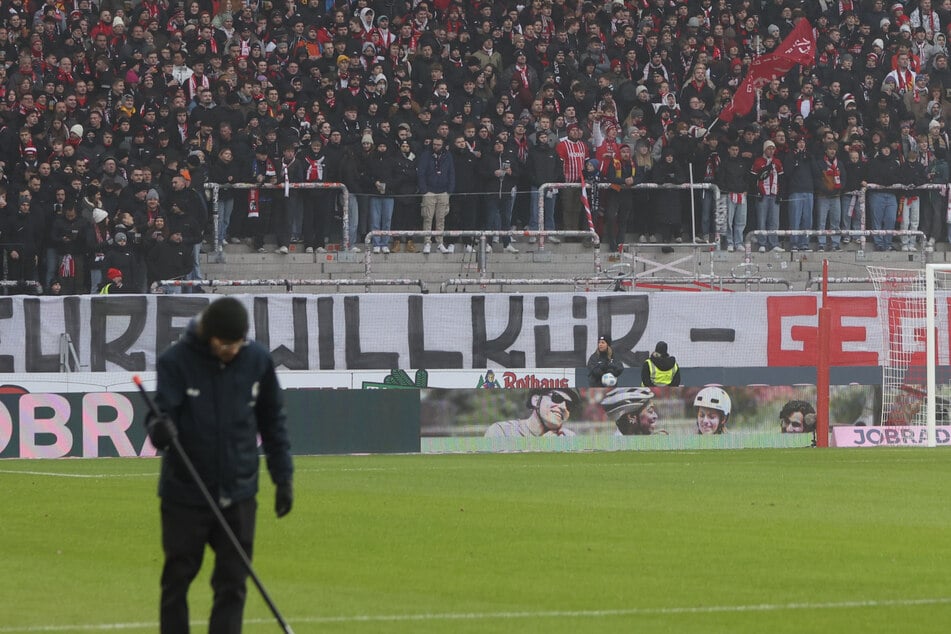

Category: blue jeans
[699, 189, 716, 238]
[787, 192, 813, 249]
[816, 196, 843, 247]
[726, 194, 747, 248]
[369, 197, 394, 247]
[486, 194, 513, 246]
[288, 192, 302, 240]
[755, 195, 780, 249]
[216, 197, 234, 245]
[347, 193, 359, 248]
[528, 187, 556, 232]
[868, 191, 898, 250]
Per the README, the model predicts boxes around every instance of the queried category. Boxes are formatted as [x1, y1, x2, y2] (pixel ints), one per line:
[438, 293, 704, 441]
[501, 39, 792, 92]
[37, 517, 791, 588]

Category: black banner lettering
[0, 298, 14, 372]
[408, 296, 463, 369]
[472, 296, 525, 368]
[156, 296, 207, 355]
[344, 296, 399, 368]
[534, 295, 586, 367]
[254, 296, 309, 369]
[90, 296, 148, 371]
[24, 299, 62, 372]
[316, 297, 335, 369]
[597, 295, 650, 367]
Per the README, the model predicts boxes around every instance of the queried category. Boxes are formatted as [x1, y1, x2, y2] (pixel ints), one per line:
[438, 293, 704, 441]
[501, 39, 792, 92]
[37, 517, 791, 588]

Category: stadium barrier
[363, 229, 601, 276]
[537, 181, 724, 249]
[744, 229, 927, 259]
[205, 181, 352, 255]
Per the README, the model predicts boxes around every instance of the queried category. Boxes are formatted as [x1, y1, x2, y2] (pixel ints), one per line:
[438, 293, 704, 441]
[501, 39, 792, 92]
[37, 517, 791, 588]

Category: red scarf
[823, 156, 842, 189]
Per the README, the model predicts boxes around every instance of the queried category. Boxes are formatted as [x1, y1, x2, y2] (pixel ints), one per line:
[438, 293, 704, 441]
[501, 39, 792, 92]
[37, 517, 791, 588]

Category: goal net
[867, 265, 951, 447]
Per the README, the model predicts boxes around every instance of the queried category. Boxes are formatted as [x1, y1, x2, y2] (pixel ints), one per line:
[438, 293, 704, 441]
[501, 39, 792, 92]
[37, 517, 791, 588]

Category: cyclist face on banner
[537, 390, 575, 431]
[696, 407, 724, 435]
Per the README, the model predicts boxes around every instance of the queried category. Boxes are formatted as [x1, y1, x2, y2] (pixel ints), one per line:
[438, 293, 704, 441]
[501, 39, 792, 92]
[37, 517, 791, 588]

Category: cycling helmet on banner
[693, 386, 732, 417]
[600, 387, 655, 419]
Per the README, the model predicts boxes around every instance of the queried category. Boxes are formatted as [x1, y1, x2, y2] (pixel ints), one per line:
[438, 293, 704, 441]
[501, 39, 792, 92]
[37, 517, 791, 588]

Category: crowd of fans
[1, 0, 951, 295]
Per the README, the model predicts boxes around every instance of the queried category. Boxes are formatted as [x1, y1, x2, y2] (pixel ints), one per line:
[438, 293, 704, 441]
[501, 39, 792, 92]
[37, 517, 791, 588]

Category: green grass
[2, 450, 951, 633]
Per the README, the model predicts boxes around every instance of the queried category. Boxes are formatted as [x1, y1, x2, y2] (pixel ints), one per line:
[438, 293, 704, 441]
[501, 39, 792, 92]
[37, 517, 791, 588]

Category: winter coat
[782, 150, 821, 194]
[587, 350, 624, 387]
[154, 319, 293, 507]
[146, 238, 194, 284]
[417, 148, 456, 193]
[652, 157, 686, 225]
[450, 147, 481, 193]
[526, 142, 564, 187]
[716, 155, 752, 194]
[479, 148, 520, 196]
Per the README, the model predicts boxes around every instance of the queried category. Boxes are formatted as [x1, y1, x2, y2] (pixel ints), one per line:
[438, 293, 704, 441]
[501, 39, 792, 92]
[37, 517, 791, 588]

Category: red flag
[580, 176, 595, 231]
[719, 19, 816, 122]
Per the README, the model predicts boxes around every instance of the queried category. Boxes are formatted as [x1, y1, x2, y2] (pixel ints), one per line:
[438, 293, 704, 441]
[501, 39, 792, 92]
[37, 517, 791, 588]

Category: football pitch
[2, 449, 951, 633]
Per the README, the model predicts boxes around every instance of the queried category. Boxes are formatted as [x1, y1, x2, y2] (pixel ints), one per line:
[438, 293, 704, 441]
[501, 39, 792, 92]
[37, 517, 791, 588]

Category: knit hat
[107, 268, 122, 281]
[114, 231, 127, 243]
[146, 189, 160, 201]
[69, 124, 84, 137]
[655, 341, 668, 355]
[92, 208, 108, 224]
[200, 297, 249, 342]
[599, 334, 611, 345]
[763, 140, 776, 151]
[361, 133, 374, 145]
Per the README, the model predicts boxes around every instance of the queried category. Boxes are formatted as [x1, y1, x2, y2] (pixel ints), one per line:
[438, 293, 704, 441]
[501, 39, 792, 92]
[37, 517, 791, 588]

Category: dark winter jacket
[866, 151, 902, 187]
[154, 318, 293, 507]
[450, 146, 481, 193]
[479, 148, 520, 196]
[147, 237, 194, 284]
[526, 141, 564, 187]
[716, 154, 751, 194]
[417, 147, 456, 193]
[587, 350, 624, 387]
[782, 149, 821, 194]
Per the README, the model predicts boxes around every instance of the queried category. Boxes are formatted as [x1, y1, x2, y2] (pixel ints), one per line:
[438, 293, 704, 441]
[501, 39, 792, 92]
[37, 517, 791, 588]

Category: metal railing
[744, 229, 927, 259]
[158, 277, 428, 293]
[536, 181, 722, 249]
[205, 182, 351, 258]
[364, 230, 602, 277]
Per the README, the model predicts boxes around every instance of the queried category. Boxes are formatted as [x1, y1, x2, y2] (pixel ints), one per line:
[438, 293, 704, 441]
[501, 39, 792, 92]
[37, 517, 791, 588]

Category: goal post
[868, 265, 951, 447]
[925, 263, 950, 447]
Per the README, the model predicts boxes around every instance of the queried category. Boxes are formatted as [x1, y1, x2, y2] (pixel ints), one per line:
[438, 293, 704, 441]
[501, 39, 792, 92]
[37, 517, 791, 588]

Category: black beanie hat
[655, 341, 668, 355]
[201, 298, 249, 341]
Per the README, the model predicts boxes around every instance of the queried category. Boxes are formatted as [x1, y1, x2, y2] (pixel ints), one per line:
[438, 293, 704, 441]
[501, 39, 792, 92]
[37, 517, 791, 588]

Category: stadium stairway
[197, 238, 951, 294]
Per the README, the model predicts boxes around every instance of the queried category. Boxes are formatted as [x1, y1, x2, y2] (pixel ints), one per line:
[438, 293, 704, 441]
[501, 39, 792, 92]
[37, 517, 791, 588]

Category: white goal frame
[925, 263, 951, 448]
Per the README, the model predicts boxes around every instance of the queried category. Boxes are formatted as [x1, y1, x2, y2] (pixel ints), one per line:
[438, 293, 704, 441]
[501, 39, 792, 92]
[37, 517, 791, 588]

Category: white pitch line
[4, 597, 951, 632]
[0, 469, 155, 479]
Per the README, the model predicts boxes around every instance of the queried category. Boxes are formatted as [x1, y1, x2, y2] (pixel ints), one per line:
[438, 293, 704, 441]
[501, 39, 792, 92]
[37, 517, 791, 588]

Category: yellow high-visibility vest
[645, 359, 677, 386]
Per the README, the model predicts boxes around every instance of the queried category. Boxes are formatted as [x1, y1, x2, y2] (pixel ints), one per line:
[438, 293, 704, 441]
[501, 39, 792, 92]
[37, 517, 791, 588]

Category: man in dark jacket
[782, 136, 821, 251]
[167, 174, 208, 285]
[866, 145, 902, 251]
[715, 140, 751, 252]
[49, 203, 90, 294]
[641, 340, 681, 387]
[146, 229, 194, 292]
[365, 137, 399, 253]
[479, 136, 520, 252]
[149, 298, 293, 634]
[526, 130, 564, 243]
[417, 136, 455, 253]
[449, 134, 481, 252]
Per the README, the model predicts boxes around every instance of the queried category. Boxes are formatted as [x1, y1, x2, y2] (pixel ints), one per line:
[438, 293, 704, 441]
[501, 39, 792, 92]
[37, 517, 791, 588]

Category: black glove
[275, 481, 293, 518]
[146, 413, 177, 451]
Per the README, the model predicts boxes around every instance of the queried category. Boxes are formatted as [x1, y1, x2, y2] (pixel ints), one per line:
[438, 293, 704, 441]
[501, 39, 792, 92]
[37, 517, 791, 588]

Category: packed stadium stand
[1, 0, 950, 295]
